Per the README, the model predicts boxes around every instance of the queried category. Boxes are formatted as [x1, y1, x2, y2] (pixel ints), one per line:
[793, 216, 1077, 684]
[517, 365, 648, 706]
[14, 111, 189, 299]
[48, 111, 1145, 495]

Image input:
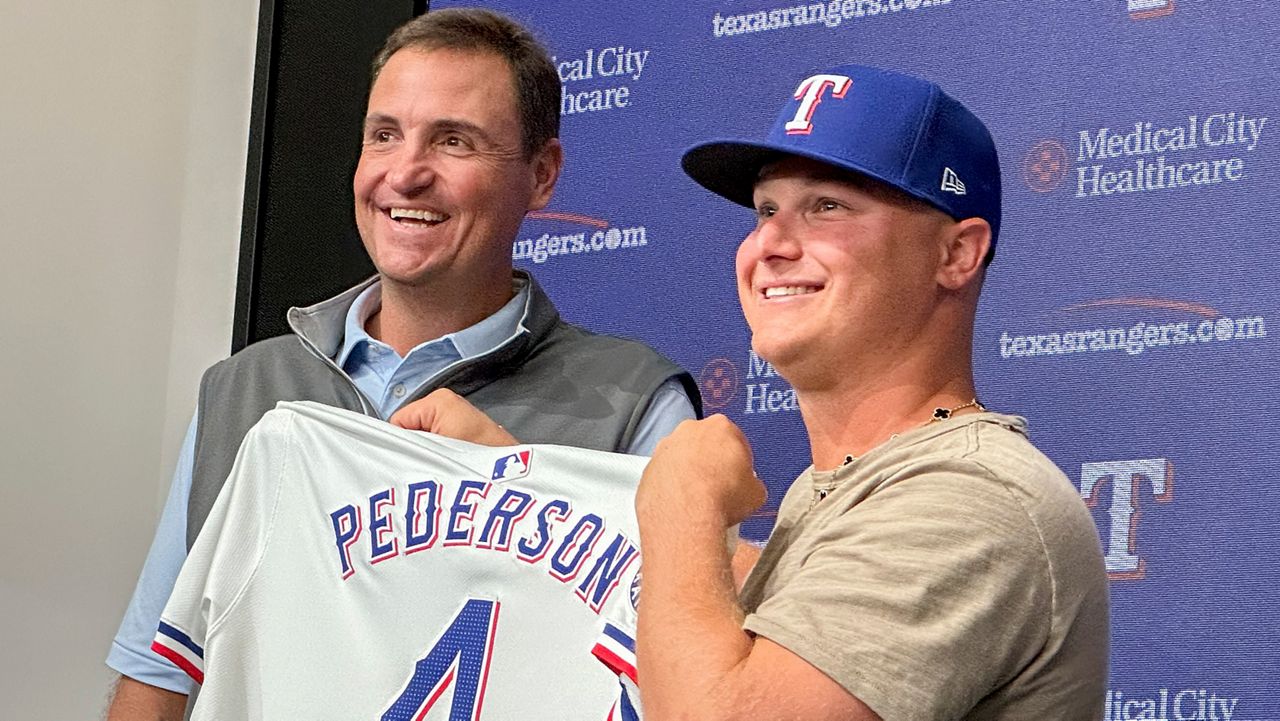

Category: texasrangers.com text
[711, 0, 952, 38]
[999, 315, 1266, 359]
[512, 225, 648, 265]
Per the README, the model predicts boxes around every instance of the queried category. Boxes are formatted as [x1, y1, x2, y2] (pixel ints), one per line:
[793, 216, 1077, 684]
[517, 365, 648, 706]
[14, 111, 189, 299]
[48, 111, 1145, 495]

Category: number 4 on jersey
[382, 598, 501, 721]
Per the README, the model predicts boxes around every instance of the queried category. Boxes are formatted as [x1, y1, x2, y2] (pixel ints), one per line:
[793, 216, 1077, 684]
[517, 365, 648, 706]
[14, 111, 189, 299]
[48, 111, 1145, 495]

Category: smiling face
[353, 48, 560, 293]
[736, 156, 954, 386]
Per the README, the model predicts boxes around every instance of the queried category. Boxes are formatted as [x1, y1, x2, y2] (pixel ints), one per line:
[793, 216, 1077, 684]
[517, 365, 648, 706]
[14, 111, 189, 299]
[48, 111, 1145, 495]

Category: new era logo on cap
[941, 167, 967, 195]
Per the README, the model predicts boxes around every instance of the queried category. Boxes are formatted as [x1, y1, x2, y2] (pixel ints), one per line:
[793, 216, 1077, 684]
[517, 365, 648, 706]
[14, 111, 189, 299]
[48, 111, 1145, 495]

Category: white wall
[0, 1, 257, 716]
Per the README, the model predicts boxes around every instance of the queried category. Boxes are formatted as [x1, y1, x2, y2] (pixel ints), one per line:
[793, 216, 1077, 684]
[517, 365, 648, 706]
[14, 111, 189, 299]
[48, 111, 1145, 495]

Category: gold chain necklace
[811, 398, 986, 508]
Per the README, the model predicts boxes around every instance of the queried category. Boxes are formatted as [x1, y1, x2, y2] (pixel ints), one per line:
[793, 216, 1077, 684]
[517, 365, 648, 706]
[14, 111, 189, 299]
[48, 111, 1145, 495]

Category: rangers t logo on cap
[785, 74, 853, 135]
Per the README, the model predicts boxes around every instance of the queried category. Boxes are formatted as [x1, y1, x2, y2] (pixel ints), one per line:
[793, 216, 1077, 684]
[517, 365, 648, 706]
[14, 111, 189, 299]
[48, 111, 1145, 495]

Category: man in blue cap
[634, 65, 1109, 719]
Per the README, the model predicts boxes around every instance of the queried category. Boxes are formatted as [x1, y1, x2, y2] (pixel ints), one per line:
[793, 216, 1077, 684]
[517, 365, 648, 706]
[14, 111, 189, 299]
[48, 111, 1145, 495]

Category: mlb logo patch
[492, 449, 533, 481]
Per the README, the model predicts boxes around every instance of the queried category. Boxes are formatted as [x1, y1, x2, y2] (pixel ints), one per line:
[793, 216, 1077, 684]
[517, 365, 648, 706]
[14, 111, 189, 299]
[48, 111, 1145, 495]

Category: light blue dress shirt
[107, 281, 696, 691]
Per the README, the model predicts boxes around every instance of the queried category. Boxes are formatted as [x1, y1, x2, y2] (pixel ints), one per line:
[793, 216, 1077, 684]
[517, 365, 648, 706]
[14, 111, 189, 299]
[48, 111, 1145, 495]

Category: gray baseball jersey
[153, 401, 642, 720]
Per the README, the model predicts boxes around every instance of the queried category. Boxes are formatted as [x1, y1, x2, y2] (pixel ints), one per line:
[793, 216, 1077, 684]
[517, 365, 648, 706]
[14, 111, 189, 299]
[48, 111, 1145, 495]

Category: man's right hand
[637, 415, 767, 530]
[105, 676, 186, 721]
[389, 388, 518, 446]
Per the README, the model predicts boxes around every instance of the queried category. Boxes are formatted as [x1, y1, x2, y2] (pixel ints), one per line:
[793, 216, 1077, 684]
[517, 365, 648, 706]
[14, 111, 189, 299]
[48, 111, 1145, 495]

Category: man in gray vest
[104, 9, 698, 719]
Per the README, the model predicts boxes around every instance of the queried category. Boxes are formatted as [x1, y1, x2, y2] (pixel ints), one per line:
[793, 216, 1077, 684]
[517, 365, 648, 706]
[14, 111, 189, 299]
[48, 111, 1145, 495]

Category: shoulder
[964, 417, 1075, 495]
[874, 416, 1082, 517]
[206, 335, 308, 373]
[955, 418, 1099, 551]
[899, 418, 1108, 617]
[199, 335, 321, 391]
[846, 418, 1100, 579]
[534, 319, 692, 387]
[518, 272, 691, 386]
[543, 319, 672, 360]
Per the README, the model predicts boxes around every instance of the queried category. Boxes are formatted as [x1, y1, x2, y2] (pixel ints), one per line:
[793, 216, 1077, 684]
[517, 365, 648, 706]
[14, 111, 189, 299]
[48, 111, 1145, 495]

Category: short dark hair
[371, 8, 560, 159]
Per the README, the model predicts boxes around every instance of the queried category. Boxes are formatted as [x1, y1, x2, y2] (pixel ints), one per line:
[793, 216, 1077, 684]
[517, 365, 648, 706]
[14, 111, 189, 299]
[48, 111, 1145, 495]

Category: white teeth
[763, 286, 819, 299]
[389, 208, 446, 222]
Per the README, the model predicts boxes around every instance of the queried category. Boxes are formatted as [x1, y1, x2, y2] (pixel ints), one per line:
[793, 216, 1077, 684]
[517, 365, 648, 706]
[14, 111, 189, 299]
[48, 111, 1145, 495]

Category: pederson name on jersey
[328, 478, 639, 615]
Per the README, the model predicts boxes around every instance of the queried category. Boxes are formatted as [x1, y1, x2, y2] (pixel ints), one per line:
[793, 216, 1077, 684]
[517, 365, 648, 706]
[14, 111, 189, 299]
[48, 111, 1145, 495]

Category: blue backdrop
[437, 2, 1278, 717]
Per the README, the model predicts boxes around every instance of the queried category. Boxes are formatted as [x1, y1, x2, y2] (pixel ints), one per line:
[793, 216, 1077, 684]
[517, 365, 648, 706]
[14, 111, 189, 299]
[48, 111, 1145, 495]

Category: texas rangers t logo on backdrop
[492, 449, 533, 481]
[785, 74, 853, 135]
[1079, 457, 1173, 579]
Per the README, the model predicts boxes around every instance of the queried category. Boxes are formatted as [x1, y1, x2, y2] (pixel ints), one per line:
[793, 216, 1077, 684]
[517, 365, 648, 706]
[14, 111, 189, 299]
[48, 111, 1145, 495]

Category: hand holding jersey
[390, 388, 518, 447]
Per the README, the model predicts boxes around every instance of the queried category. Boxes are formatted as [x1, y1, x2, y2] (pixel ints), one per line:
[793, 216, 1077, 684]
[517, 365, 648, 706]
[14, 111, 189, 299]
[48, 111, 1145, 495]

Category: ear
[936, 217, 991, 291]
[527, 138, 564, 211]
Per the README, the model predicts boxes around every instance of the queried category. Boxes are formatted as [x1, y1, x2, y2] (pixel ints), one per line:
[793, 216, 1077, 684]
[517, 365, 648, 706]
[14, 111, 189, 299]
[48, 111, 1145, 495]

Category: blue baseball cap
[682, 64, 1001, 251]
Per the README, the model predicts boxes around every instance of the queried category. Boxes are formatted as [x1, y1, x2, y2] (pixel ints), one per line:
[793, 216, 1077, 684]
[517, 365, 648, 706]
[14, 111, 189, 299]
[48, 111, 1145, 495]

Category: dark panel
[234, 0, 425, 351]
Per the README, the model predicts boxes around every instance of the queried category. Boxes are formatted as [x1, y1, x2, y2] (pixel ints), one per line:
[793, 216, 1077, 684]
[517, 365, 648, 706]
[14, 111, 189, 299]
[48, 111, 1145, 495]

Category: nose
[747, 212, 803, 261]
[384, 144, 437, 196]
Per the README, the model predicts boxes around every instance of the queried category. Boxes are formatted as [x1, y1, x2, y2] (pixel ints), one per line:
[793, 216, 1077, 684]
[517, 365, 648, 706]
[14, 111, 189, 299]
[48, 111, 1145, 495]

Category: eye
[816, 198, 841, 212]
[366, 128, 397, 145]
[438, 133, 475, 155]
[754, 202, 777, 220]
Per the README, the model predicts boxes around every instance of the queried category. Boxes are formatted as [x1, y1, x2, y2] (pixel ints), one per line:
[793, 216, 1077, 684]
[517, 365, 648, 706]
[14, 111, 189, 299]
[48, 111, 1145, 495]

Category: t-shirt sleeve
[743, 465, 1054, 721]
[151, 411, 296, 685]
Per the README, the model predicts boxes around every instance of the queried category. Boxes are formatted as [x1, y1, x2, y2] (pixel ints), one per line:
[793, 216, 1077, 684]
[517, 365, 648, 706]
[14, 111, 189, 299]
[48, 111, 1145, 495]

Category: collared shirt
[335, 282, 524, 418]
[107, 281, 695, 691]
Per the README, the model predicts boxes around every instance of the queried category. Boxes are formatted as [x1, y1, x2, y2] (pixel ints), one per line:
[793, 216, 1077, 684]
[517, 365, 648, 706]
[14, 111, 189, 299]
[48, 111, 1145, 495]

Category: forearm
[637, 511, 758, 720]
[105, 676, 187, 721]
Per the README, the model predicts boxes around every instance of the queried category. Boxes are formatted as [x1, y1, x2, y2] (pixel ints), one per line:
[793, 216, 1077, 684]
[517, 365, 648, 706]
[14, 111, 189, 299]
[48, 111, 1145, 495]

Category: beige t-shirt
[739, 413, 1109, 721]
